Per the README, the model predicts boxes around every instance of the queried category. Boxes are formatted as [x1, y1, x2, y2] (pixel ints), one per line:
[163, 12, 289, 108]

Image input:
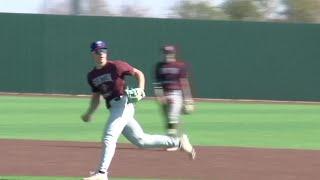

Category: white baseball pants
[98, 95, 180, 174]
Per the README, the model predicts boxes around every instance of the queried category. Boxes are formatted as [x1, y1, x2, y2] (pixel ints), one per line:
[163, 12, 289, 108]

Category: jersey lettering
[92, 73, 112, 86]
[161, 67, 179, 74]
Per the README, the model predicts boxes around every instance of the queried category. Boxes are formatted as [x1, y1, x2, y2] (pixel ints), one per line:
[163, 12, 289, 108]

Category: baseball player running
[154, 45, 194, 142]
[81, 41, 196, 180]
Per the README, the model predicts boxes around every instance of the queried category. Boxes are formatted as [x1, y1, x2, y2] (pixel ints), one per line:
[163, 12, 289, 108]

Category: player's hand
[182, 99, 194, 114]
[135, 88, 146, 98]
[126, 87, 146, 103]
[81, 113, 92, 122]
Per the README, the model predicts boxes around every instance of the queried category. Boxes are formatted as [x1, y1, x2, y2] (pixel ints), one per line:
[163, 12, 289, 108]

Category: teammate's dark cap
[90, 40, 107, 52]
[162, 45, 176, 54]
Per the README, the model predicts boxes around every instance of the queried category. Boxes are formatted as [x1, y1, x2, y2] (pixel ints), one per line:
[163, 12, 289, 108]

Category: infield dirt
[1, 139, 320, 180]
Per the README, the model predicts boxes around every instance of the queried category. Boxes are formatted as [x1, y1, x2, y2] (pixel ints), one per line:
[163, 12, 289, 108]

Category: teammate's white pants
[165, 90, 183, 123]
[98, 95, 180, 173]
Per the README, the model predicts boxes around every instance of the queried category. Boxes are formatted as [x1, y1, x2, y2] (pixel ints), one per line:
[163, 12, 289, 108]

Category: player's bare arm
[81, 92, 101, 122]
[133, 68, 145, 90]
[180, 78, 192, 100]
[180, 78, 194, 114]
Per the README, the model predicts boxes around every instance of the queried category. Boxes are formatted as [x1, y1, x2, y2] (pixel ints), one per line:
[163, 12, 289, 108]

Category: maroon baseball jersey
[87, 60, 134, 107]
[155, 60, 188, 92]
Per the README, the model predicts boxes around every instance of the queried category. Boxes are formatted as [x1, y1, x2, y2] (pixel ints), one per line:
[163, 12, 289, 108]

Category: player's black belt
[112, 95, 124, 102]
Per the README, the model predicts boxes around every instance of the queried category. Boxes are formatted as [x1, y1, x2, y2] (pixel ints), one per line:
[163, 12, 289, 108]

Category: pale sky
[0, 0, 224, 17]
[0, 0, 42, 13]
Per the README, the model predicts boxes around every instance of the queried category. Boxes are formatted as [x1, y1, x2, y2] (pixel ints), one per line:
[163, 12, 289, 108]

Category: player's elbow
[133, 68, 142, 76]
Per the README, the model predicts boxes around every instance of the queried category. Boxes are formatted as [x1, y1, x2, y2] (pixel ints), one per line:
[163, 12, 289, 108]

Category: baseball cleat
[180, 134, 196, 160]
[83, 172, 108, 180]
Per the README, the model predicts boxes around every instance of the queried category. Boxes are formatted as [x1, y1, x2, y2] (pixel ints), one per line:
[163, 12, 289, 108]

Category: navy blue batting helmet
[90, 40, 107, 52]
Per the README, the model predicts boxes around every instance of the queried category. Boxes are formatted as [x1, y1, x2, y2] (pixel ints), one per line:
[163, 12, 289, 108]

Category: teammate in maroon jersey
[81, 41, 196, 180]
[154, 45, 194, 140]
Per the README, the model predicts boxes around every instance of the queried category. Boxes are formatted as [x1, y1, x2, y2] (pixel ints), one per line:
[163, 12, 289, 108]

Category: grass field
[1, 95, 320, 149]
[1, 95, 320, 179]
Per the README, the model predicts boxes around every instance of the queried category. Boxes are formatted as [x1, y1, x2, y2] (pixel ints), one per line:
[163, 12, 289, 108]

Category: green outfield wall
[0, 13, 320, 101]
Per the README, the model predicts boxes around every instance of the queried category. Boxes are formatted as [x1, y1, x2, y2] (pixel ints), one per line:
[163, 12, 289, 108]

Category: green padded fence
[0, 13, 320, 101]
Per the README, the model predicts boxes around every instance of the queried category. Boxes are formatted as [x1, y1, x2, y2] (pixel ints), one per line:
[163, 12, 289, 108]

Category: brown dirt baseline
[1, 139, 320, 180]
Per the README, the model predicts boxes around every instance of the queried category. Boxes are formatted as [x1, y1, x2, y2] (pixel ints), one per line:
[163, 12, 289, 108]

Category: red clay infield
[1, 139, 320, 180]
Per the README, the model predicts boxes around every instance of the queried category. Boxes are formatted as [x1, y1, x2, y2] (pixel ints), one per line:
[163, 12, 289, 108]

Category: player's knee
[133, 138, 145, 148]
